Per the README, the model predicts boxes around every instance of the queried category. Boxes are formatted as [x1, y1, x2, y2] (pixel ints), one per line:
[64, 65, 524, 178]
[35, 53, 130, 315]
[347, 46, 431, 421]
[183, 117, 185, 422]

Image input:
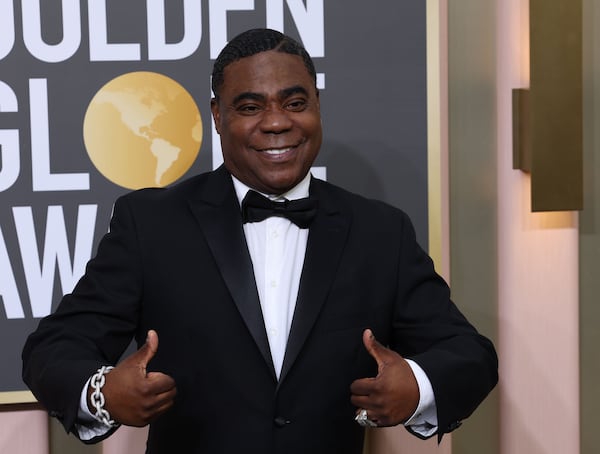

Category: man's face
[211, 50, 322, 195]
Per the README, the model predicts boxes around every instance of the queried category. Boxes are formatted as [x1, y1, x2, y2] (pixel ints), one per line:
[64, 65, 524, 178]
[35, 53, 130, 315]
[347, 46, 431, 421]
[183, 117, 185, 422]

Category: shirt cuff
[403, 359, 438, 438]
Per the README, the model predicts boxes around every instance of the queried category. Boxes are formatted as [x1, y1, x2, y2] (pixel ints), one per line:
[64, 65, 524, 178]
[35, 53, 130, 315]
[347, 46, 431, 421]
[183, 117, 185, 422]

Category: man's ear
[210, 98, 221, 134]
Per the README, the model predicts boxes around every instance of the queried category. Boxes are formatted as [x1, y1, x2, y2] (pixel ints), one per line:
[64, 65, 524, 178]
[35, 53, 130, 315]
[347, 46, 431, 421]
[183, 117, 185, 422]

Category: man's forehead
[222, 50, 310, 78]
[220, 51, 315, 94]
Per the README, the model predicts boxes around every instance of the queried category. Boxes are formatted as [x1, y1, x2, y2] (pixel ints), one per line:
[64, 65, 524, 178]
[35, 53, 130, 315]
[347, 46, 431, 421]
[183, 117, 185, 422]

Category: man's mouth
[260, 147, 293, 155]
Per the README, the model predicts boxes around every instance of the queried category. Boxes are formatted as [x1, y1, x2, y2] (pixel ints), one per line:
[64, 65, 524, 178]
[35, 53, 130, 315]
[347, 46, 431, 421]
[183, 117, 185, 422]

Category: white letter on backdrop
[0, 226, 25, 319]
[22, 0, 81, 62]
[14, 205, 97, 318]
[208, 0, 254, 59]
[266, 0, 324, 57]
[0, 0, 16, 60]
[88, 0, 141, 61]
[29, 79, 90, 191]
[0, 81, 19, 192]
[148, 0, 202, 60]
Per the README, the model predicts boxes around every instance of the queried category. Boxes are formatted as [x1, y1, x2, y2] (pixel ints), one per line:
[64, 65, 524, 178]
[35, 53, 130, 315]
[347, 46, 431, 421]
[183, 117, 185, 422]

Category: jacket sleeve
[390, 211, 498, 439]
[22, 194, 143, 439]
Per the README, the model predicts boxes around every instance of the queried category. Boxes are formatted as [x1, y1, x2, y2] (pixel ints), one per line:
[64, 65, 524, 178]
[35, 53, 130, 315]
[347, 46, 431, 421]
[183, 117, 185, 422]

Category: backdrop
[0, 0, 427, 398]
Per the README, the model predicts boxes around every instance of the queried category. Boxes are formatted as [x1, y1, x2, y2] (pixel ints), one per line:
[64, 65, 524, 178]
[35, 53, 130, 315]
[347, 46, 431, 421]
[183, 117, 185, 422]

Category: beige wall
[496, 1, 581, 453]
[447, 1, 500, 453]
[449, 1, 584, 453]
[580, 0, 600, 452]
[449, 0, 592, 453]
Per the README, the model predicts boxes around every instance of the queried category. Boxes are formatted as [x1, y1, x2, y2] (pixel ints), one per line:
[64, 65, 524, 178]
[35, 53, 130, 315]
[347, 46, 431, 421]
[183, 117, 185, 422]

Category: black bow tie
[241, 190, 318, 228]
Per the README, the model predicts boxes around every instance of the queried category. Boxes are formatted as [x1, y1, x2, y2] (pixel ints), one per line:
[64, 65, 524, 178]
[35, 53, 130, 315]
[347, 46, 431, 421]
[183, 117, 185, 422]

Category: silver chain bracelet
[90, 366, 120, 429]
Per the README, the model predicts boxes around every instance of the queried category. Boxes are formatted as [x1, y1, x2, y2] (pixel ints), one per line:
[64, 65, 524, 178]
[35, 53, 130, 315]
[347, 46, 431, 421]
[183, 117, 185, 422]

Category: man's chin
[256, 176, 304, 195]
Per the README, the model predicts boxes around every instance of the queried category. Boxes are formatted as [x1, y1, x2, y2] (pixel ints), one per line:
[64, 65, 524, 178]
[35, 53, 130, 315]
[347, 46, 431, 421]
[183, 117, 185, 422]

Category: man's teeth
[263, 148, 290, 155]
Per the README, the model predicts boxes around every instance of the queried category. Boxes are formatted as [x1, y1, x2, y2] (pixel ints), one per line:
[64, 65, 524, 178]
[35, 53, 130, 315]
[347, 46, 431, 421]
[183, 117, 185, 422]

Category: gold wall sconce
[513, 0, 582, 211]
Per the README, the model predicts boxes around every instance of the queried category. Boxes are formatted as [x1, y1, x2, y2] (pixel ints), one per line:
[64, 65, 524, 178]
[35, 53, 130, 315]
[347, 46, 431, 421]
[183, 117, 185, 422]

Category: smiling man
[23, 29, 498, 454]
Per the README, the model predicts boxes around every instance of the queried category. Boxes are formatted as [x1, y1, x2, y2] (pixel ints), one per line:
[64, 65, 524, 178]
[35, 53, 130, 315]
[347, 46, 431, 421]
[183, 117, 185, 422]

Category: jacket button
[274, 416, 291, 427]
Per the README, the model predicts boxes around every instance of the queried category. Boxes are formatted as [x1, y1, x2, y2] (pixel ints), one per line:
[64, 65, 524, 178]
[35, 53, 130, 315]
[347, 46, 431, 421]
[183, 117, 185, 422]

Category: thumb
[135, 329, 159, 372]
[362, 328, 388, 373]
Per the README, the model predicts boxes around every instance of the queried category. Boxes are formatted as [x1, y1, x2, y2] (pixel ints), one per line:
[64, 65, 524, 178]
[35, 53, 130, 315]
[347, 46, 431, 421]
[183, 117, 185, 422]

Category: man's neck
[231, 173, 312, 205]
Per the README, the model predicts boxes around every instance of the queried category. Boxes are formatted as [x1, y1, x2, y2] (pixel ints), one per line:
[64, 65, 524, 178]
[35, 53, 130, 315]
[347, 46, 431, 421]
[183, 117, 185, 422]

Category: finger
[135, 330, 159, 372]
[145, 386, 177, 411]
[147, 394, 176, 420]
[350, 377, 376, 396]
[350, 395, 375, 410]
[350, 385, 386, 411]
[153, 387, 177, 408]
[141, 387, 177, 419]
[362, 329, 386, 372]
[153, 399, 175, 417]
[146, 372, 177, 394]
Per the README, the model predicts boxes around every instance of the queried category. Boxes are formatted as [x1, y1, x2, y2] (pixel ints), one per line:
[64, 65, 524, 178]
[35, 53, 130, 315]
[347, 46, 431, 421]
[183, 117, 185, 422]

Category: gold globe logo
[83, 71, 202, 189]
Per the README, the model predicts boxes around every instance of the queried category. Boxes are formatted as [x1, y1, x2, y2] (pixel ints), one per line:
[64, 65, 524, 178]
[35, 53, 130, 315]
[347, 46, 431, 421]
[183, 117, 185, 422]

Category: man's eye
[286, 99, 307, 111]
[238, 104, 261, 114]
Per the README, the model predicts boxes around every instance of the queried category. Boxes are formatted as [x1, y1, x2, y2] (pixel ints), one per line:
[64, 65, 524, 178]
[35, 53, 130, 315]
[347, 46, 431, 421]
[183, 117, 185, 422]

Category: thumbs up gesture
[88, 330, 177, 427]
[350, 329, 420, 427]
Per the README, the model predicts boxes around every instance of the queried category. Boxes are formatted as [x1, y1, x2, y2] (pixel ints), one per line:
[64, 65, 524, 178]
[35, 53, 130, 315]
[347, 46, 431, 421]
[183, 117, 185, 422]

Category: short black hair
[211, 28, 316, 98]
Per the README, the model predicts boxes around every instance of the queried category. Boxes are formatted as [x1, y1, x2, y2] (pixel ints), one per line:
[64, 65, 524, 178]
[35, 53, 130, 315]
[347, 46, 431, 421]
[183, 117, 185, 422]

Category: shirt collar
[231, 172, 312, 206]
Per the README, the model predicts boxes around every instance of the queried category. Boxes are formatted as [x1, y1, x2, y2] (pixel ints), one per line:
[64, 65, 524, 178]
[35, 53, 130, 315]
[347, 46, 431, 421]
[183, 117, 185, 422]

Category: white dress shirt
[233, 174, 310, 377]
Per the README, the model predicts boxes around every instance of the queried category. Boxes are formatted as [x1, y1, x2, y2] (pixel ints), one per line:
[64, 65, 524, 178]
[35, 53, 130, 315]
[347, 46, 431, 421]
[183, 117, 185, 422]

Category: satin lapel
[186, 167, 276, 379]
[278, 180, 351, 384]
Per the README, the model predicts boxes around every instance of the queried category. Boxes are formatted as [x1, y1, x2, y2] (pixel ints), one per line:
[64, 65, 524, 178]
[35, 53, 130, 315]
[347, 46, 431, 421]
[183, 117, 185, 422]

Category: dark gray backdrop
[0, 0, 427, 395]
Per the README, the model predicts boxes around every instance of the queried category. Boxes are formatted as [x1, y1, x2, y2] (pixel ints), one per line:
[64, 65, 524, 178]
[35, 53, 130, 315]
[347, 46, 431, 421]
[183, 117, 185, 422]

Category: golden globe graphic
[83, 71, 202, 189]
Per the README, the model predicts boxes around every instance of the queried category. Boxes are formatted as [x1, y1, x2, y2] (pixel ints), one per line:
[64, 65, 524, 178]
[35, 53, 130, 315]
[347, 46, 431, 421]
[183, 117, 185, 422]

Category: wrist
[89, 366, 120, 429]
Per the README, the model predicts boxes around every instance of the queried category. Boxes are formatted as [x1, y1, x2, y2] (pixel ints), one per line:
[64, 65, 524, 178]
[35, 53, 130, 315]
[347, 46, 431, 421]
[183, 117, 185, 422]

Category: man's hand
[350, 329, 420, 427]
[88, 330, 177, 427]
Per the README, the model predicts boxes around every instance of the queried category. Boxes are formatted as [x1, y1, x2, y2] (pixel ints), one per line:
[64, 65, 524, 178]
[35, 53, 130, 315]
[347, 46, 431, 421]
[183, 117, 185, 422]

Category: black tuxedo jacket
[23, 166, 497, 454]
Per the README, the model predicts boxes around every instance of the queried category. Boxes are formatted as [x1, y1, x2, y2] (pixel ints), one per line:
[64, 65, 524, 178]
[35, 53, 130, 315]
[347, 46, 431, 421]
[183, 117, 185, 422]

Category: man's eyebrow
[231, 86, 310, 105]
[279, 85, 309, 99]
[232, 92, 265, 105]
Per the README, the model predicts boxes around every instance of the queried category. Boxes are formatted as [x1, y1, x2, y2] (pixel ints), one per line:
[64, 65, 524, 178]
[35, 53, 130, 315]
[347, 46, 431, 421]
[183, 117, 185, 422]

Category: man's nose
[259, 107, 293, 133]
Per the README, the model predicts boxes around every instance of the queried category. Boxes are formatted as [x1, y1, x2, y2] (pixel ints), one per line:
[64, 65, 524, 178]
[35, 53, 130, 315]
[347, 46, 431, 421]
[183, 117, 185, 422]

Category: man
[22, 29, 497, 453]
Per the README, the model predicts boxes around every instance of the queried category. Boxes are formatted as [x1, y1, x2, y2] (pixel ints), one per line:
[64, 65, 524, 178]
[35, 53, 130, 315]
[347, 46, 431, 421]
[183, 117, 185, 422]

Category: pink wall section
[496, 1, 580, 453]
[102, 426, 148, 454]
[0, 409, 48, 454]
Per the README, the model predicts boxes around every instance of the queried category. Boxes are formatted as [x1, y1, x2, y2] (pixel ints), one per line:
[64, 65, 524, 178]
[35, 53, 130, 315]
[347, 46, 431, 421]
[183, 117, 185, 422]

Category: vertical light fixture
[513, 0, 583, 211]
